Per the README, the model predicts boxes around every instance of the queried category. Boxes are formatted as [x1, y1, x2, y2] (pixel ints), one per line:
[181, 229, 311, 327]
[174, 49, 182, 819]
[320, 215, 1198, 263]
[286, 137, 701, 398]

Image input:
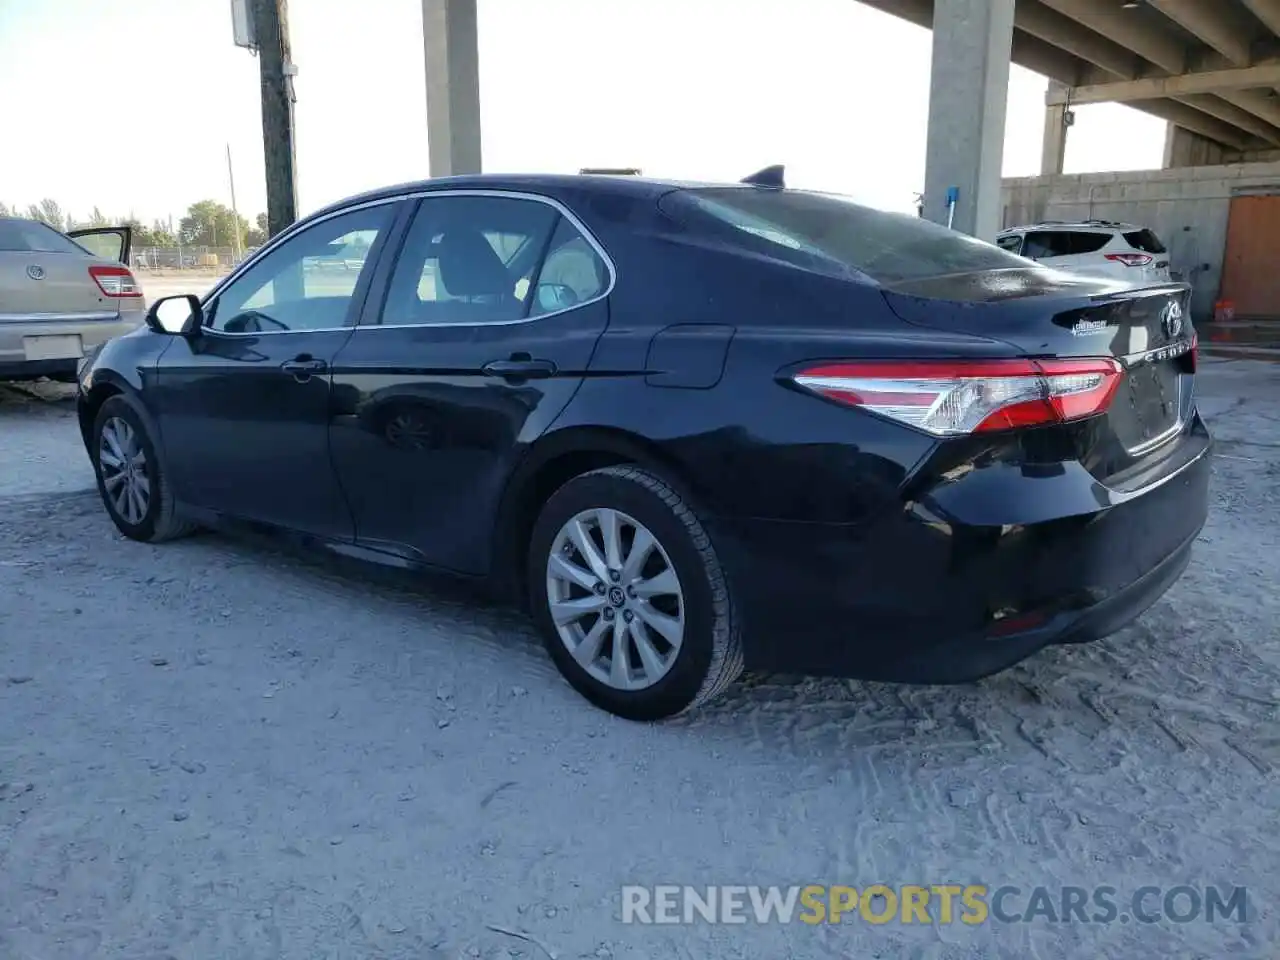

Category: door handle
[281, 356, 327, 381]
[482, 357, 557, 380]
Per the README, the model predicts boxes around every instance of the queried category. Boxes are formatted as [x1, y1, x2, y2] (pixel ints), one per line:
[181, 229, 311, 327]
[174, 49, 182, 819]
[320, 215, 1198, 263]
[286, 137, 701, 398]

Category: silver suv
[996, 220, 1172, 284]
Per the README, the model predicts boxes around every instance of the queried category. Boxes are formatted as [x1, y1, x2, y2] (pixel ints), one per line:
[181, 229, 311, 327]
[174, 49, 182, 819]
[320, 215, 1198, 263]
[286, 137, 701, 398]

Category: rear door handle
[281, 356, 327, 380]
[482, 358, 557, 379]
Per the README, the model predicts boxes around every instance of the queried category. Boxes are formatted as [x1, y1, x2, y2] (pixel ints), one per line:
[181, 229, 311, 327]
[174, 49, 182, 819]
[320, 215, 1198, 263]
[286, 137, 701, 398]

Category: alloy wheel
[99, 416, 151, 525]
[545, 507, 685, 691]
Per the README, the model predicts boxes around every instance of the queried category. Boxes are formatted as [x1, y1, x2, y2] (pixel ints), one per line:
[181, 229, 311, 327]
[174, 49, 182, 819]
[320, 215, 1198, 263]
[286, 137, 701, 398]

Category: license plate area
[1112, 359, 1183, 455]
[23, 334, 84, 361]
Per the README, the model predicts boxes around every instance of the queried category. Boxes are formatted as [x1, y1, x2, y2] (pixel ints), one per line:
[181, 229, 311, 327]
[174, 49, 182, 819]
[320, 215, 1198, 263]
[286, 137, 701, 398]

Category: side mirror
[145, 294, 204, 337]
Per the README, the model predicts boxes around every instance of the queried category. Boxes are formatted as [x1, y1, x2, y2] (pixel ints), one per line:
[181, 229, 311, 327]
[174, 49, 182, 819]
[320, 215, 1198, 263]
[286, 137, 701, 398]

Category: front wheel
[528, 466, 742, 721]
[91, 395, 195, 543]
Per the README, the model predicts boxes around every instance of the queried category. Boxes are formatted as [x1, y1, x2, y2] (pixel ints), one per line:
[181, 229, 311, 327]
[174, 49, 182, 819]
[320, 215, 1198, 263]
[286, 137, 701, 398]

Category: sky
[0, 0, 1169, 225]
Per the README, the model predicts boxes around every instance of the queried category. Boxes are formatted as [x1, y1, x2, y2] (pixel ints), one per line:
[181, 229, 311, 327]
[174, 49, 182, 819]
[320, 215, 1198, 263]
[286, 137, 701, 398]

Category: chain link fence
[132, 246, 259, 273]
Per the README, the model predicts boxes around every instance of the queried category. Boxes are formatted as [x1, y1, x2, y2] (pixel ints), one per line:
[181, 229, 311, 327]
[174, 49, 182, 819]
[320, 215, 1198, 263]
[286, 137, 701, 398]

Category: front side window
[381, 195, 563, 326]
[209, 204, 393, 333]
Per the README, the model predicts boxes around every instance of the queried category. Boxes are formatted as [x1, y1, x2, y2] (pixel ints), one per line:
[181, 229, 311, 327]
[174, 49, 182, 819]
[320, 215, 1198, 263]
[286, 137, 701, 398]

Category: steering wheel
[222, 310, 289, 334]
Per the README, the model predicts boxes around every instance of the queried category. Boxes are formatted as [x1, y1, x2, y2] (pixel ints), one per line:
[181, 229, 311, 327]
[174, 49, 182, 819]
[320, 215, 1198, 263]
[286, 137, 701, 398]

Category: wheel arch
[491, 426, 708, 606]
[79, 375, 165, 467]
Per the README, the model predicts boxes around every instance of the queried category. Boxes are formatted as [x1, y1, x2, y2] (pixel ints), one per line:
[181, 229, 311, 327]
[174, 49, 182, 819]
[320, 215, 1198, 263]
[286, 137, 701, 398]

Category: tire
[528, 465, 743, 720]
[91, 395, 196, 543]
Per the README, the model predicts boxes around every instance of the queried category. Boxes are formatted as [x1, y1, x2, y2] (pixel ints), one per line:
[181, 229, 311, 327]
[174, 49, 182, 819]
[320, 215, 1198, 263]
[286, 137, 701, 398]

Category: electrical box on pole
[231, 0, 256, 48]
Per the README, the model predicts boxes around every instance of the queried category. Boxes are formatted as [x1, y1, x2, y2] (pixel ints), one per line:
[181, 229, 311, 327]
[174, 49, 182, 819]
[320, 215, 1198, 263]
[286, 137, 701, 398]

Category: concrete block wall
[1001, 161, 1280, 321]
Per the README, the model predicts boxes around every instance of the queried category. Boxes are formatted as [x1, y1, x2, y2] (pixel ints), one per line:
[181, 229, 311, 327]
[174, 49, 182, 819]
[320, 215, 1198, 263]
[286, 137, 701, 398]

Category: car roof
[304, 173, 774, 222]
[999, 220, 1143, 234]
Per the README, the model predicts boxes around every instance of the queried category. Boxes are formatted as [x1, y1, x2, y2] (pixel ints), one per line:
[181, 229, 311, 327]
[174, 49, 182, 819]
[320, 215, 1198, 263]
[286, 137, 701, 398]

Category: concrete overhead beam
[1221, 89, 1280, 127]
[1173, 93, 1280, 143]
[1135, 98, 1252, 147]
[1038, 0, 1188, 73]
[859, 0, 1085, 82]
[1241, 0, 1280, 37]
[1010, 30, 1087, 84]
[1148, 0, 1256, 67]
[1048, 61, 1280, 102]
[1014, 1, 1140, 78]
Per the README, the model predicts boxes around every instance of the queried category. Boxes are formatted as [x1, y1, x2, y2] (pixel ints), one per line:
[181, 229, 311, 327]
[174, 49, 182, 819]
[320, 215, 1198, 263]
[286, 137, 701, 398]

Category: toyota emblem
[26, 264, 45, 280]
[1160, 300, 1184, 339]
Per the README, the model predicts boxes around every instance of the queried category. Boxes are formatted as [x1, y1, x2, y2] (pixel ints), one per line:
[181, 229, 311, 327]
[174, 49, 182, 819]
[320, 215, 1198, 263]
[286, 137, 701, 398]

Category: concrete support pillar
[923, 0, 1015, 241]
[423, 0, 482, 177]
[1041, 82, 1069, 176]
[1163, 122, 1229, 168]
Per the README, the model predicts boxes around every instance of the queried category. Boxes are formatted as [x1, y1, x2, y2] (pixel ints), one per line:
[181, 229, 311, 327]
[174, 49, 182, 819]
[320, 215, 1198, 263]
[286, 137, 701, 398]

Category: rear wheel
[528, 466, 742, 720]
[91, 396, 195, 543]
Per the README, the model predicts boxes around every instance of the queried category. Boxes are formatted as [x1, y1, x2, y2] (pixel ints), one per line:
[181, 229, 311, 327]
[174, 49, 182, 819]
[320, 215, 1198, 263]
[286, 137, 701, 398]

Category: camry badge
[26, 265, 45, 280]
[1071, 318, 1109, 336]
[1161, 300, 1184, 339]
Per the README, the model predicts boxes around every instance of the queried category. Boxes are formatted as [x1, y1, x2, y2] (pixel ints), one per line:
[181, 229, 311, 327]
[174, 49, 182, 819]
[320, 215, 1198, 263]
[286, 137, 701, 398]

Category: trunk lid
[882, 267, 1197, 478]
[0, 250, 119, 319]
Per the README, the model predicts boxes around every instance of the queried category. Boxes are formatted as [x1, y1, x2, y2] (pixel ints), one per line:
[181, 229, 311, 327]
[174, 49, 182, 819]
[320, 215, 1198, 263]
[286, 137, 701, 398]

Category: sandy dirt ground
[1, 358, 1278, 959]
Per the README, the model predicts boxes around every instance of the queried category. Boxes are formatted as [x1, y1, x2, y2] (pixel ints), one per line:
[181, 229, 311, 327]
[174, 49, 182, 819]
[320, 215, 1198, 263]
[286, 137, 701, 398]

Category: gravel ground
[1, 359, 1278, 959]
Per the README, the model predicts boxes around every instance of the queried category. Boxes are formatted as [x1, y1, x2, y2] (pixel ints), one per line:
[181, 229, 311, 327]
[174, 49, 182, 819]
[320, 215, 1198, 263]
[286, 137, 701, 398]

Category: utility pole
[226, 143, 243, 261]
[252, 0, 298, 238]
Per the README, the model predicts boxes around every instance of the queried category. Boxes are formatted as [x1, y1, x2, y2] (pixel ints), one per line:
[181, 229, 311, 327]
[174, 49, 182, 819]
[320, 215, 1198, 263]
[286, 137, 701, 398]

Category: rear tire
[91, 396, 195, 543]
[528, 465, 742, 720]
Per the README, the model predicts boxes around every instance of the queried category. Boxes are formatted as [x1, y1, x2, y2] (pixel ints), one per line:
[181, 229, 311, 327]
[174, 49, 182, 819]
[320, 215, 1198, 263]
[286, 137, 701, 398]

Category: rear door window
[380, 194, 561, 326]
[662, 188, 1028, 285]
[1022, 230, 1111, 258]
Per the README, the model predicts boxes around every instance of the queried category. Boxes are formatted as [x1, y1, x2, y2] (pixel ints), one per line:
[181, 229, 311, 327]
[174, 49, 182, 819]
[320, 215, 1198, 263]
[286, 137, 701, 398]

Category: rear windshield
[661, 188, 1029, 284]
[1123, 228, 1167, 254]
[0, 218, 86, 255]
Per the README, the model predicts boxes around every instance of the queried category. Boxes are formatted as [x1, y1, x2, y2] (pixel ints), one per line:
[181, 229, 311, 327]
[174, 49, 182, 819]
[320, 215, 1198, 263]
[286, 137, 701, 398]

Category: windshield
[662, 188, 1031, 284]
[0, 218, 87, 255]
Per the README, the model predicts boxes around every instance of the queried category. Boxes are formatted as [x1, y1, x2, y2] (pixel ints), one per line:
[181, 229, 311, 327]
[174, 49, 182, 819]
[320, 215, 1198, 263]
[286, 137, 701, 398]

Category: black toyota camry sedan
[76, 170, 1210, 720]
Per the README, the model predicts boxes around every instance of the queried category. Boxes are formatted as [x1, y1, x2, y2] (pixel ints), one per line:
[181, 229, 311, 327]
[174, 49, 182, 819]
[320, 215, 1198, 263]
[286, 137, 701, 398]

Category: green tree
[144, 218, 177, 247]
[0, 201, 11, 218]
[25, 198, 66, 229]
[179, 200, 249, 248]
[245, 212, 269, 247]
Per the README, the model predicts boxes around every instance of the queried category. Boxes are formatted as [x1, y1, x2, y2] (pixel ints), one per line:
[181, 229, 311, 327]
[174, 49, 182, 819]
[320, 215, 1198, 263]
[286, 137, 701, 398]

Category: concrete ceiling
[861, 0, 1280, 150]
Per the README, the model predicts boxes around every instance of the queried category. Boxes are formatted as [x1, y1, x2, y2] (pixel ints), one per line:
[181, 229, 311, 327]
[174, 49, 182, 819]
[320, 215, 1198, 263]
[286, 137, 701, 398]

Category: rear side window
[1123, 229, 1167, 254]
[661, 188, 1028, 285]
[0, 218, 86, 255]
[996, 234, 1023, 253]
[1022, 231, 1111, 258]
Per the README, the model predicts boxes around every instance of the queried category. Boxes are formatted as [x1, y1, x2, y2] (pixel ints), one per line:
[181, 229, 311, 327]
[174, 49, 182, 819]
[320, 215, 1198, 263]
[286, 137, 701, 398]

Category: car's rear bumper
[711, 419, 1212, 683]
[0, 313, 142, 380]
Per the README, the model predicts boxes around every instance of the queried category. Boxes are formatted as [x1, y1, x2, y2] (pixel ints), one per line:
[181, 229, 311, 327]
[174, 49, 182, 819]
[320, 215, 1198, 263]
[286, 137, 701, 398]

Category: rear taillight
[1104, 253, 1153, 268]
[791, 358, 1124, 436]
[88, 265, 142, 298]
